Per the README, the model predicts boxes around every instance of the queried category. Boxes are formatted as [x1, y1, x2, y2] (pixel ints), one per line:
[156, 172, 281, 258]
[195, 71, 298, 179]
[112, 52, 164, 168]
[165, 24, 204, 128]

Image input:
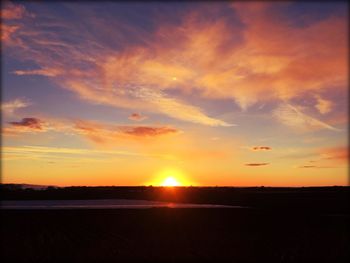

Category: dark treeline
[1, 184, 349, 213]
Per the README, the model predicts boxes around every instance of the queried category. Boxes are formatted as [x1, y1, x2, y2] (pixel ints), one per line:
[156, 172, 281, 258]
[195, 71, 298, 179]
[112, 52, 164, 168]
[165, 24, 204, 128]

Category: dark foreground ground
[1, 208, 349, 262]
[1, 186, 349, 262]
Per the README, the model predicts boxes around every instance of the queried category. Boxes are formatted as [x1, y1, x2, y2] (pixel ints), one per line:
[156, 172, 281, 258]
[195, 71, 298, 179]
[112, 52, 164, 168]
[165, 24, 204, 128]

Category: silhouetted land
[1, 185, 349, 213]
[1, 185, 349, 262]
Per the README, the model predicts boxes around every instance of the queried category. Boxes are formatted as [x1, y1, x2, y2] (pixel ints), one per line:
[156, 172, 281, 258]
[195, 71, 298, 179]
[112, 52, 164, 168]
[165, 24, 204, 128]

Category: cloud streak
[245, 163, 269, 167]
[273, 103, 340, 131]
[73, 120, 181, 144]
[252, 146, 271, 151]
[2, 98, 31, 116]
[2, 145, 174, 161]
[319, 146, 348, 163]
[123, 126, 178, 137]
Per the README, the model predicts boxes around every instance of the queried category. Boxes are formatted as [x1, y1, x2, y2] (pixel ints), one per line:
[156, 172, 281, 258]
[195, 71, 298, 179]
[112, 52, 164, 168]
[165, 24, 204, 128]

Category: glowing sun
[162, 176, 180, 187]
[147, 168, 193, 187]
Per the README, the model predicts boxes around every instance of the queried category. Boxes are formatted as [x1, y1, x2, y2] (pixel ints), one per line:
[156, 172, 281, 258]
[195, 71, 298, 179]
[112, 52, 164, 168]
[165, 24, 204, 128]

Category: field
[1, 186, 349, 262]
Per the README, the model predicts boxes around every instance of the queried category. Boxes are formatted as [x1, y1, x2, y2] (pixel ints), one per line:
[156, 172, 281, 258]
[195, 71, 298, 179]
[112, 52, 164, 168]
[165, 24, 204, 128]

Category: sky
[1, 1, 348, 187]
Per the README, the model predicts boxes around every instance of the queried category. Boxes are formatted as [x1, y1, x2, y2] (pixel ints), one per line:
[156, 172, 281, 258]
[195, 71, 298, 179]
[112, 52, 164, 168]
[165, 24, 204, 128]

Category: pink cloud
[1, 24, 20, 42]
[1, 2, 26, 20]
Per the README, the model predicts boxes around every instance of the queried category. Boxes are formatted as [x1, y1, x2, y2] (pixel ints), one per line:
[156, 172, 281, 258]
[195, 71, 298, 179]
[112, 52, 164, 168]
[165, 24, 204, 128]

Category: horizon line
[1, 183, 349, 188]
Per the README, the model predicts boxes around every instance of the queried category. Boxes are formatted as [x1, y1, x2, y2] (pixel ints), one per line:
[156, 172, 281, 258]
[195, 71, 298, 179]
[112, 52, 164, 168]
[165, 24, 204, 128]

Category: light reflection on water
[1, 199, 244, 209]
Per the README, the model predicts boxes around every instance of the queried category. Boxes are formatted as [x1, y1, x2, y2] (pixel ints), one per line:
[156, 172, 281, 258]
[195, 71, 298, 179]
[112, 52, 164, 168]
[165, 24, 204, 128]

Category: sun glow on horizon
[147, 168, 192, 187]
[161, 176, 180, 187]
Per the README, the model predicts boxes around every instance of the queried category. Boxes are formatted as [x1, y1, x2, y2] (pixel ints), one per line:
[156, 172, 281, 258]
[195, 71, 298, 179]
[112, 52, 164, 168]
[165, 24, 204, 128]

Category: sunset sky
[1, 1, 348, 187]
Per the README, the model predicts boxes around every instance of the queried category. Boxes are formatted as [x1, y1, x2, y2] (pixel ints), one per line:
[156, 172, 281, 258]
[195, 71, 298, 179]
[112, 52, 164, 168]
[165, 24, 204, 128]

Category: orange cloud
[314, 95, 333, 115]
[230, 3, 347, 103]
[319, 147, 348, 163]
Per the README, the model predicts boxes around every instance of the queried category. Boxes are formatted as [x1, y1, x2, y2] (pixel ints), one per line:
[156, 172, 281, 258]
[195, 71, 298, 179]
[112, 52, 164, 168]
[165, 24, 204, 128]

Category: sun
[147, 168, 192, 187]
[162, 176, 180, 187]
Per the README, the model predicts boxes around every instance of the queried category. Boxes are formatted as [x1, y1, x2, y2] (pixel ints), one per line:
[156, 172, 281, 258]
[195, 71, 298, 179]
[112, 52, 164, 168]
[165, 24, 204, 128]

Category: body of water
[1, 199, 244, 209]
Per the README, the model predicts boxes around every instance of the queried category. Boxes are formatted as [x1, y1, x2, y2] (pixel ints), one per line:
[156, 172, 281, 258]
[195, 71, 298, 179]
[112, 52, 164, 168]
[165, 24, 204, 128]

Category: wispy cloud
[132, 88, 234, 127]
[2, 98, 31, 116]
[299, 165, 316, 168]
[273, 103, 340, 131]
[297, 165, 334, 169]
[1, 1, 33, 43]
[319, 146, 348, 163]
[1, 24, 20, 42]
[291, 146, 347, 169]
[280, 151, 317, 160]
[13, 68, 62, 77]
[2, 145, 175, 161]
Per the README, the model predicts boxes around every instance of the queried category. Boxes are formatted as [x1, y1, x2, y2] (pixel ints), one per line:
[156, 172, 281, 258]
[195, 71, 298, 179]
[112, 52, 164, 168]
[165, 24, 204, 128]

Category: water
[1, 199, 244, 209]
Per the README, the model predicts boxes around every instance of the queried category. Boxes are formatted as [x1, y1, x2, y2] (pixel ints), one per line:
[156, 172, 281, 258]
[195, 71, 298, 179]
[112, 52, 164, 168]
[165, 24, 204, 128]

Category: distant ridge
[0, 184, 58, 190]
